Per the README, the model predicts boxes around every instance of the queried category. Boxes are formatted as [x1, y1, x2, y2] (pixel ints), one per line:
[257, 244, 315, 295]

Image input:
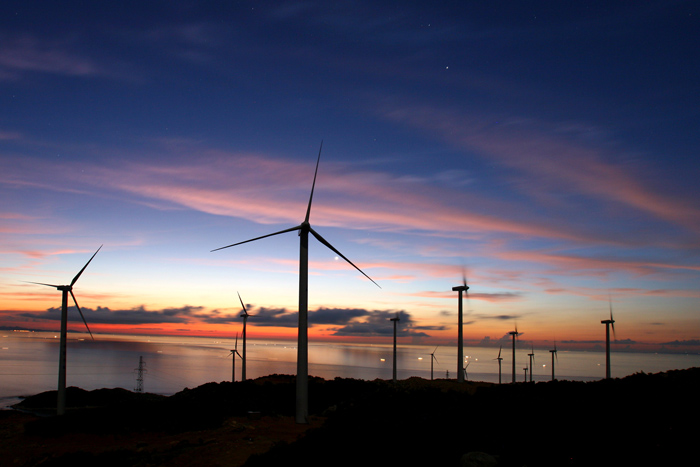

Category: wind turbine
[237, 292, 252, 381]
[495, 345, 503, 384]
[430, 346, 439, 381]
[527, 345, 535, 383]
[452, 270, 469, 383]
[463, 361, 470, 381]
[212, 143, 379, 424]
[549, 341, 558, 381]
[27, 245, 102, 415]
[228, 333, 242, 382]
[390, 313, 400, 383]
[601, 299, 616, 379]
[523, 366, 528, 382]
[508, 325, 520, 383]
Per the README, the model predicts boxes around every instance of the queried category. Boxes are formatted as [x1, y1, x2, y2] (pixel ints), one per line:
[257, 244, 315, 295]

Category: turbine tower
[523, 366, 528, 382]
[27, 245, 101, 415]
[508, 325, 520, 383]
[237, 292, 252, 381]
[495, 345, 503, 384]
[430, 346, 439, 381]
[549, 341, 558, 381]
[228, 333, 242, 382]
[601, 300, 616, 379]
[212, 143, 379, 424]
[527, 345, 535, 383]
[390, 313, 400, 383]
[452, 272, 469, 383]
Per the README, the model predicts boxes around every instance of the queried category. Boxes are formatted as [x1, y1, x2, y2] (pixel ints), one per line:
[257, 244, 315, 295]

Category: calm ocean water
[2, 331, 699, 408]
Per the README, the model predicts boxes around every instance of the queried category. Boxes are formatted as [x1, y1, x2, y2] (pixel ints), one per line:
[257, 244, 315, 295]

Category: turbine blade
[305, 141, 323, 223]
[235, 332, 238, 350]
[498, 345, 502, 359]
[24, 281, 62, 288]
[237, 291, 248, 315]
[69, 290, 94, 340]
[309, 227, 380, 288]
[211, 225, 302, 252]
[71, 245, 102, 286]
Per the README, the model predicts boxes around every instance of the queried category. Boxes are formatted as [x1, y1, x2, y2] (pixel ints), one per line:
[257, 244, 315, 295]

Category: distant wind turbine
[601, 299, 616, 379]
[549, 340, 558, 381]
[228, 333, 242, 382]
[523, 366, 528, 382]
[212, 143, 380, 424]
[430, 346, 439, 381]
[508, 325, 520, 383]
[27, 245, 102, 415]
[390, 313, 400, 383]
[463, 361, 470, 381]
[452, 270, 469, 383]
[495, 345, 503, 384]
[237, 292, 252, 381]
[527, 345, 535, 383]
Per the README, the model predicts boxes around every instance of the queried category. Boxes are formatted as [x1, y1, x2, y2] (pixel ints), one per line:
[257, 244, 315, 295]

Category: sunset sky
[1, 1, 699, 350]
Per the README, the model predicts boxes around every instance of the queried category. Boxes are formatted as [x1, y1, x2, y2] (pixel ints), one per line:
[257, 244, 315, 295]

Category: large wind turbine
[601, 299, 616, 379]
[27, 245, 102, 415]
[495, 345, 503, 384]
[228, 333, 242, 382]
[430, 346, 439, 381]
[237, 292, 252, 381]
[549, 341, 558, 381]
[527, 345, 535, 383]
[212, 143, 379, 424]
[508, 325, 520, 383]
[452, 271, 469, 383]
[390, 313, 400, 383]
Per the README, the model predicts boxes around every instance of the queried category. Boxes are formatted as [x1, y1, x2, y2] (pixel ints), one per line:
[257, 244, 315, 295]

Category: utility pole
[135, 356, 146, 393]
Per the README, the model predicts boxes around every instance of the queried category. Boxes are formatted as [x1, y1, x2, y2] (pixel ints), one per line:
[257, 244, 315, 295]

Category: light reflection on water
[1, 332, 699, 405]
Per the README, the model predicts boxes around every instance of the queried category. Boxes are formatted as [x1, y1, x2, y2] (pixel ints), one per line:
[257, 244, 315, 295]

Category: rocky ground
[1, 369, 698, 466]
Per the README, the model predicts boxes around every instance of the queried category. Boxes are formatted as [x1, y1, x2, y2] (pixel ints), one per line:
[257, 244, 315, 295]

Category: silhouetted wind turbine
[523, 366, 528, 382]
[549, 340, 558, 381]
[508, 325, 520, 383]
[601, 299, 616, 379]
[27, 245, 102, 415]
[212, 143, 379, 424]
[495, 345, 503, 384]
[463, 361, 470, 381]
[390, 313, 400, 383]
[430, 346, 439, 381]
[528, 345, 535, 383]
[228, 333, 242, 382]
[237, 292, 252, 381]
[452, 270, 469, 383]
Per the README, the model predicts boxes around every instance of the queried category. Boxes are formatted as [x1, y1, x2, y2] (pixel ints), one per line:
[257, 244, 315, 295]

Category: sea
[2, 331, 699, 409]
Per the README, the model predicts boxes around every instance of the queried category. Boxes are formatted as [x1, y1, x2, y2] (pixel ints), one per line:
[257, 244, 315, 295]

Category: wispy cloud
[378, 101, 700, 234]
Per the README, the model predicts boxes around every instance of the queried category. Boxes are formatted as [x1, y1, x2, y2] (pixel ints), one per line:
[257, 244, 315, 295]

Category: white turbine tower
[602, 299, 616, 379]
[390, 313, 400, 383]
[549, 341, 558, 381]
[452, 271, 469, 383]
[495, 345, 503, 384]
[228, 333, 242, 382]
[508, 325, 520, 383]
[212, 143, 379, 423]
[430, 346, 439, 381]
[237, 292, 252, 381]
[27, 245, 102, 415]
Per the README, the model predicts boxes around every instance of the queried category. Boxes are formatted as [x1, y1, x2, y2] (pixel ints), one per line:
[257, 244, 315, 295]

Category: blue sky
[1, 1, 699, 349]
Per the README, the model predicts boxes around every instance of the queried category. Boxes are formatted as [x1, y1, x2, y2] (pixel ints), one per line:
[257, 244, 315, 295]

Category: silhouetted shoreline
[2, 368, 698, 466]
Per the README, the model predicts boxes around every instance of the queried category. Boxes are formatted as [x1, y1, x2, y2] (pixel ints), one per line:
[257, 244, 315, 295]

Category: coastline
[1, 368, 698, 466]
